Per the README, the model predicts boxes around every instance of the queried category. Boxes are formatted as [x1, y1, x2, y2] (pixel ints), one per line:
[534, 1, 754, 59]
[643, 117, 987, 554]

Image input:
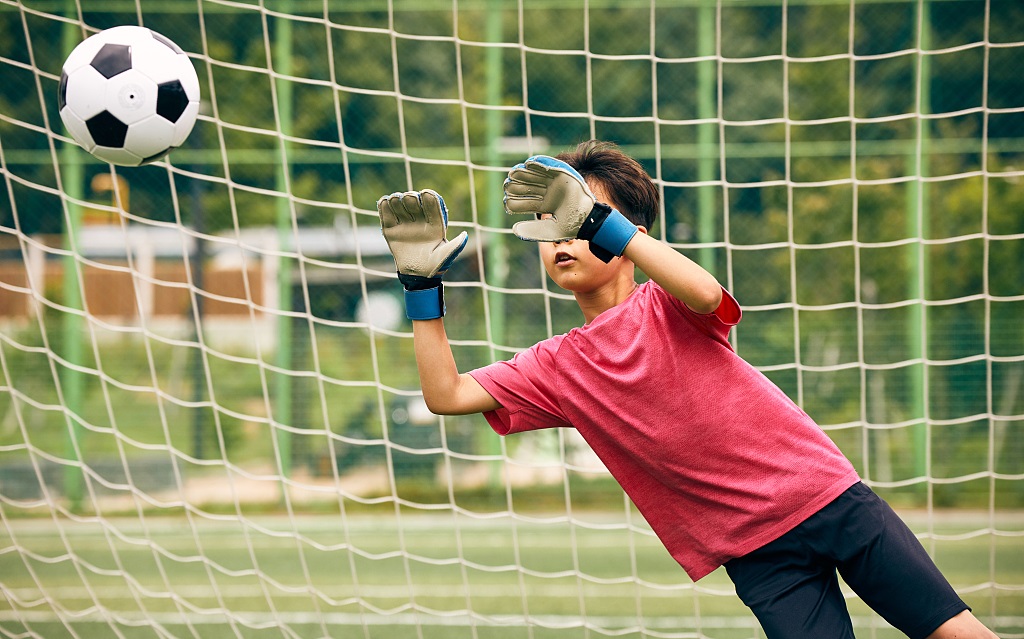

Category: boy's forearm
[623, 232, 722, 314]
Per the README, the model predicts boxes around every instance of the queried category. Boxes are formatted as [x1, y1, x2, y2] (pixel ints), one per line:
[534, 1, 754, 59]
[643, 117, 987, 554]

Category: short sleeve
[468, 337, 571, 436]
[658, 284, 741, 345]
[710, 288, 742, 326]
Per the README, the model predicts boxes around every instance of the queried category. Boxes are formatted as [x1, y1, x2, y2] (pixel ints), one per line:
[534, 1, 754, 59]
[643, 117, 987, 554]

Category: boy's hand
[503, 155, 638, 263]
[377, 189, 468, 319]
[503, 155, 595, 242]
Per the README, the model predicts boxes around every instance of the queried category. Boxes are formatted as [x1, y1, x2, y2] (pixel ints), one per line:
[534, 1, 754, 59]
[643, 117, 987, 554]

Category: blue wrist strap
[404, 286, 444, 320]
[589, 209, 638, 261]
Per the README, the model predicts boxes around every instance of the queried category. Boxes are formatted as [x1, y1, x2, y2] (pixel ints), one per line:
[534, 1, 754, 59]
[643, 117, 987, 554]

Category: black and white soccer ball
[58, 26, 200, 166]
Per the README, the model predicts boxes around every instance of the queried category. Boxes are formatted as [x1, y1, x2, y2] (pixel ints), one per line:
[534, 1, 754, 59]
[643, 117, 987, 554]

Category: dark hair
[555, 140, 659, 231]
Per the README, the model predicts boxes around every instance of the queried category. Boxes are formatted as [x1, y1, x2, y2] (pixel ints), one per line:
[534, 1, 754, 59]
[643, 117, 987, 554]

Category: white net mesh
[0, 0, 1022, 637]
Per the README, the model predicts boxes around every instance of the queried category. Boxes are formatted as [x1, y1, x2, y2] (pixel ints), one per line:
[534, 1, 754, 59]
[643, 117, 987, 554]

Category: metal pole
[907, 0, 932, 488]
[59, 8, 85, 511]
[697, 0, 717, 274]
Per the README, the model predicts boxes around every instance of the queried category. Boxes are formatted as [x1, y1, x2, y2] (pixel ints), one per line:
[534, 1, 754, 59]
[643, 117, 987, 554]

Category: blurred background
[0, 1, 1022, 637]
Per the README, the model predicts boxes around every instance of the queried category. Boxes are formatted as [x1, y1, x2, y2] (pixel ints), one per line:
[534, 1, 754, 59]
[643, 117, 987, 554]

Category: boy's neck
[575, 278, 640, 324]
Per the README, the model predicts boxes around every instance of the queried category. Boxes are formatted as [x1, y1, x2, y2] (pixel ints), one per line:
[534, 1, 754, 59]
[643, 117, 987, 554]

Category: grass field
[1, 509, 1022, 639]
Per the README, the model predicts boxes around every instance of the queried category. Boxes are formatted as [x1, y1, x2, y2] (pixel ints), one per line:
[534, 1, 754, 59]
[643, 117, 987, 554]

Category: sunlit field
[2, 510, 1021, 639]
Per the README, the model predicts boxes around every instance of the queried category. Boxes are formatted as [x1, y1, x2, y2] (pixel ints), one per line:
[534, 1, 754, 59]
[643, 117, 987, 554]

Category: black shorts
[724, 482, 968, 639]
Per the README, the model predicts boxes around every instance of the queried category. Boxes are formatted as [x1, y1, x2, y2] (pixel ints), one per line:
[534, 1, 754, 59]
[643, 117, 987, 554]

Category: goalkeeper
[376, 140, 997, 639]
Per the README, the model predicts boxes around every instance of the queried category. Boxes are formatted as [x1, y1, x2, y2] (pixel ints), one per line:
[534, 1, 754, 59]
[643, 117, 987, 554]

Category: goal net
[1, 0, 1022, 637]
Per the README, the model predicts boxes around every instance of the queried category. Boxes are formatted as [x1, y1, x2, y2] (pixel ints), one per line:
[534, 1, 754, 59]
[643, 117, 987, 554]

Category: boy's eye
[536, 213, 554, 221]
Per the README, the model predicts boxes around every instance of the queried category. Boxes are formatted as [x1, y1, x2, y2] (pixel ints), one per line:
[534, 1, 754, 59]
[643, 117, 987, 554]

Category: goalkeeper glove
[377, 189, 468, 320]
[502, 155, 638, 263]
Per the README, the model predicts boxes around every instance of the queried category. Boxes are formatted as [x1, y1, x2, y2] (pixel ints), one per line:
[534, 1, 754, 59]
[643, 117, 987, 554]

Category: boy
[375, 140, 998, 639]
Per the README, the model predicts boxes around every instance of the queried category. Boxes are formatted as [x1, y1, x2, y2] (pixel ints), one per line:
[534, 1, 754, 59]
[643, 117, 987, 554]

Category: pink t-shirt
[468, 281, 860, 581]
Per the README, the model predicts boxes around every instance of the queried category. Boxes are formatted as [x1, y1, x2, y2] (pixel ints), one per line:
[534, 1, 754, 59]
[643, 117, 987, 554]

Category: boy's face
[538, 180, 631, 293]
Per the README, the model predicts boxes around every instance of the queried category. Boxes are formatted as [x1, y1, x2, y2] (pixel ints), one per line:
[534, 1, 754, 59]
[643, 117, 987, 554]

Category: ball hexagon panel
[130, 40, 200, 102]
[62, 64, 109, 121]
[86, 111, 130, 148]
[156, 81, 190, 123]
[90, 43, 132, 79]
[123, 114, 177, 160]
[101, 69, 159, 126]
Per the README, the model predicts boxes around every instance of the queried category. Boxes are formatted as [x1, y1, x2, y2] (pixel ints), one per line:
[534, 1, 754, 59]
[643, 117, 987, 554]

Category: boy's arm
[503, 156, 722, 314]
[622, 232, 722, 314]
[412, 319, 501, 415]
[377, 189, 500, 416]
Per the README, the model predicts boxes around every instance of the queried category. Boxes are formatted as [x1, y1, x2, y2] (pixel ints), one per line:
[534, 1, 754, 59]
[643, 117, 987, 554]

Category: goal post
[1, 0, 1023, 637]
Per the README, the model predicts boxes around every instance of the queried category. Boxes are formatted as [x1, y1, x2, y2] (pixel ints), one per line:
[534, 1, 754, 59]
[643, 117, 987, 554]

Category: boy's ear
[635, 225, 649, 235]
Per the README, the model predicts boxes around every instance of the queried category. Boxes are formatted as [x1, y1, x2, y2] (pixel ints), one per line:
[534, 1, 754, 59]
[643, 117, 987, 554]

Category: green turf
[1, 510, 1022, 638]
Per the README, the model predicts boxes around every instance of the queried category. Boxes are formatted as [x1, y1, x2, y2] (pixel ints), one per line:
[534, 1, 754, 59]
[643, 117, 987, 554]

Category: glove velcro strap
[403, 285, 445, 320]
[577, 203, 638, 263]
[397, 273, 445, 320]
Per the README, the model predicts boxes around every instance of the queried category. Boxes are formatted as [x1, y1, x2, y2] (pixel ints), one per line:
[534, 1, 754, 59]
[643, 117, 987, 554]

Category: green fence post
[697, 0, 717, 275]
[60, 10, 85, 510]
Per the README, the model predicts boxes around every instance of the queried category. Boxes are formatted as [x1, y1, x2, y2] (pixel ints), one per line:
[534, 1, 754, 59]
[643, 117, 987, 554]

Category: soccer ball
[58, 26, 200, 166]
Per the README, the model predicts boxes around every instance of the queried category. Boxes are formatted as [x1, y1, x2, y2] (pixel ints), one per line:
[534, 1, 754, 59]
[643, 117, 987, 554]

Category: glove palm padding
[503, 156, 596, 242]
[503, 155, 638, 263]
[377, 189, 468, 280]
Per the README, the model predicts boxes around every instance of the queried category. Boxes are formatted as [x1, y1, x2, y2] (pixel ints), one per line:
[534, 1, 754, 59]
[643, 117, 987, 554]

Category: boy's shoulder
[644, 280, 741, 327]
[515, 331, 568, 368]
[574, 280, 740, 346]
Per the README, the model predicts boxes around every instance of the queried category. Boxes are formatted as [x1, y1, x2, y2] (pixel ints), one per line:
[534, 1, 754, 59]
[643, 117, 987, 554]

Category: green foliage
[0, 0, 1021, 509]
